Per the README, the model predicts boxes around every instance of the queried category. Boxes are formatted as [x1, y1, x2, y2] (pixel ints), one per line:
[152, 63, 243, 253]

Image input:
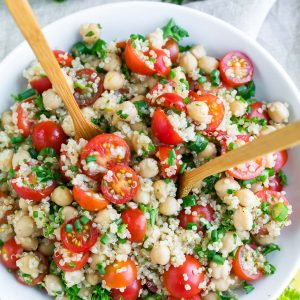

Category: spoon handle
[179, 120, 300, 197]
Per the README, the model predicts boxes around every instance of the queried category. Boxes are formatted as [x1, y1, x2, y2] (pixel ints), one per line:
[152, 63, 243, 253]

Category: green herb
[118, 237, 127, 244]
[39, 147, 56, 157]
[263, 243, 280, 255]
[227, 189, 235, 194]
[202, 173, 221, 194]
[187, 222, 197, 230]
[101, 234, 109, 245]
[261, 202, 270, 215]
[7, 169, 16, 179]
[164, 178, 171, 184]
[211, 229, 219, 242]
[118, 224, 127, 233]
[10, 136, 24, 144]
[34, 95, 44, 110]
[179, 78, 189, 90]
[278, 170, 288, 186]
[162, 19, 189, 43]
[74, 219, 82, 232]
[0, 240, 3, 247]
[80, 215, 89, 225]
[31, 162, 60, 183]
[85, 31, 95, 37]
[197, 76, 207, 84]
[13, 88, 36, 102]
[186, 133, 208, 153]
[65, 224, 73, 233]
[68, 262, 76, 268]
[150, 208, 158, 226]
[121, 62, 131, 81]
[184, 97, 190, 104]
[179, 44, 192, 52]
[179, 163, 187, 174]
[271, 202, 288, 222]
[149, 57, 156, 63]
[86, 155, 97, 163]
[130, 34, 146, 48]
[91, 284, 112, 300]
[263, 263, 276, 275]
[71, 39, 107, 61]
[169, 69, 176, 79]
[92, 39, 107, 61]
[28, 147, 38, 159]
[236, 80, 256, 100]
[158, 76, 168, 84]
[116, 110, 129, 120]
[71, 41, 87, 57]
[133, 100, 149, 117]
[210, 252, 225, 265]
[182, 195, 196, 208]
[243, 281, 255, 294]
[168, 149, 176, 166]
[33, 211, 39, 218]
[96, 263, 106, 275]
[216, 291, 237, 300]
[211, 69, 220, 86]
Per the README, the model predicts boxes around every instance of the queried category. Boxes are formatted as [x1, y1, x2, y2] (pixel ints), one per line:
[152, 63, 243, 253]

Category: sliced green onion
[13, 88, 37, 102]
[187, 222, 198, 230]
[149, 209, 158, 226]
[197, 76, 207, 84]
[74, 219, 82, 232]
[261, 202, 270, 215]
[182, 195, 196, 208]
[86, 155, 96, 163]
[10, 136, 24, 144]
[28, 147, 38, 159]
[263, 263, 276, 275]
[68, 262, 76, 268]
[210, 69, 220, 86]
[97, 263, 106, 275]
[65, 224, 73, 233]
[271, 202, 288, 222]
[100, 234, 109, 245]
[33, 211, 39, 218]
[7, 169, 15, 179]
[118, 224, 127, 233]
[212, 253, 225, 265]
[186, 133, 208, 153]
[169, 69, 176, 79]
[168, 149, 176, 166]
[184, 97, 190, 104]
[227, 189, 235, 194]
[118, 237, 127, 244]
[262, 243, 280, 255]
[115, 218, 123, 226]
[243, 281, 255, 294]
[211, 229, 219, 242]
[80, 216, 89, 225]
[39, 147, 56, 157]
[179, 163, 187, 174]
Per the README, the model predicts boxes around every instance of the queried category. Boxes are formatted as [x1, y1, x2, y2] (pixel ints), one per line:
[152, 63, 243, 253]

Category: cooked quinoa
[0, 19, 292, 300]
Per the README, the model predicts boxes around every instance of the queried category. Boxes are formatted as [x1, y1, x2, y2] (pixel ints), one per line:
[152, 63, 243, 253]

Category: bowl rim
[1, 1, 300, 299]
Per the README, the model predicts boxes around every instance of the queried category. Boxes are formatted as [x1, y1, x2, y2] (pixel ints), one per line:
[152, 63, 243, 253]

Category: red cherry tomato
[74, 68, 104, 107]
[73, 185, 108, 212]
[32, 121, 67, 153]
[53, 50, 74, 67]
[189, 91, 225, 130]
[80, 134, 130, 181]
[163, 39, 179, 63]
[121, 208, 147, 243]
[221, 135, 265, 180]
[232, 246, 263, 281]
[178, 205, 214, 231]
[265, 175, 283, 192]
[150, 48, 171, 77]
[53, 248, 89, 272]
[163, 255, 204, 298]
[11, 162, 56, 201]
[61, 217, 98, 253]
[256, 189, 289, 206]
[168, 295, 202, 300]
[101, 165, 140, 205]
[111, 279, 142, 300]
[103, 259, 138, 289]
[219, 51, 254, 87]
[151, 108, 183, 145]
[30, 77, 52, 94]
[16, 98, 37, 137]
[246, 101, 270, 122]
[154, 93, 186, 112]
[156, 146, 181, 178]
[0, 239, 23, 270]
[274, 150, 288, 172]
[124, 40, 155, 75]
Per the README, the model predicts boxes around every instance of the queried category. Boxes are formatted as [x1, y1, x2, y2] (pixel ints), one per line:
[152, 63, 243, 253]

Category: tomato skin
[274, 150, 288, 172]
[151, 48, 171, 77]
[154, 93, 186, 112]
[73, 185, 108, 212]
[121, 209, 147, 243]
[124, 41, 155, 75]
[53, 250, 89, 272]
[246, 101, 270, 122]
[16, 98, 36, 137]
[53, 50, 74, 67]
[256, 189, 289, 206]
[219, 51, 254, 87]
[101, 165, 140, 205]
[32, 121, 67, 153]
[151, 108, 183, 145]
[164, 255, 204, 298]
[156, 146, 181, 178]
[168, 295, 202, 300]
[265, 175, 283, 192]
[111, 279, 142, 300]
[189, 91, 225, 130]
[61, 217, 98, 253]
[232, 246, 263, 281]
[178, 205, 214, 231]
[104, 259, 138, 289]
[30, 77, 52, 94]
[163, 39, 179, 63]
[0, 239, 23, 270]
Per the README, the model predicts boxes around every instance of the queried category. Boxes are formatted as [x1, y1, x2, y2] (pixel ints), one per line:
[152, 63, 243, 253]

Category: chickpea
[14, 215, 36, 238]
[0, 224, 14, 242]
[19, 198, 31, 212]
[81, 107, 97, 121]
[94, 206, 118, 226]
[210, 260, 231, 279]
[159, 197, 180, 216]
[230, 101, 247, 117]
[133, 189, 150, 204]
[116, 101, 138, 123]
[190, 45, 206, 60]
[1, 111, 13, 127]
[214, 177, 240, 200]
[12, 150, 31, 169]
[135, 83, 147, 95]
[203, 292, 218, 300]
[138, 158, 159, 178]
[0, 149, 13, 172]
[179, 52, 198, 73]
[42, 89, 62, 111]
[260, 125, 276, 136]
[62, 115, 75, 137]
[268, 102, 289, 123]
[233, 206, 253, 231]
[187, 101, 210, 123]
[51, 186, 73, 207]
[211, 277, 233, 292]
[265, 153, 276, 168]
[38, 238, 54, 256]
[17, 237, 38, 251]
[198, 142, 217, 160]
[103, 53, 122, 72]
[16, 253, 42, 277]
[86, 272, 101, 285]
[61, 206, 78, 221]
[150, 243, 170, 265]
[235, 189, 259, 208]
[103, 71, 125, 90]
[254, 234, 277, 246]
[44, 275, 64, 296]
[198, 56, 219, 74]
[220, 232, 239, 256]
[148, 28, 164, 49]
[153, 180, 168, 201]
[80, 23, 101, 43]
[64, 270, 85, 287]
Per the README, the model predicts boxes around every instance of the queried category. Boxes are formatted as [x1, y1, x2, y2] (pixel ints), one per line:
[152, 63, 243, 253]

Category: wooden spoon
[178, 120, 300, 198]
[4, 0, 102, 140]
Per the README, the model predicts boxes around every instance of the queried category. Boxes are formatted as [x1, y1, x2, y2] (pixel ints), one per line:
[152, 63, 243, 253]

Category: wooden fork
[5, 0, 102, 140]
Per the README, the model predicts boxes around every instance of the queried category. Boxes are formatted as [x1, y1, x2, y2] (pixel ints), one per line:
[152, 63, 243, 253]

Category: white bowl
[1, 2, 300, 300]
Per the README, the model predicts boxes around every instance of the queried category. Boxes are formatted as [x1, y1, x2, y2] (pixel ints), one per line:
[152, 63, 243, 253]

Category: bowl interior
[0, 2, 300, 300]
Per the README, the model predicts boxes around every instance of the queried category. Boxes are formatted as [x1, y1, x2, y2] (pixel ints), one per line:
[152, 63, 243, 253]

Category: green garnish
[116, 110, 129, 120]
[236, 80, 256, 100]
[33, 211, 39, 218]
[243, 281, 255, 294]
[168, 149, 176, 166]
[162, 19, 189, 43]
[182, 195, 196, 208]
[13, 88, 37, 102]
[100, 234, 109, 245]
[65, 224, 73, 233]
[96, 263, 106, 275]
[80, 215, 89, 225]
[271, 202, 288, 222]
[187, 222, 198, 230]
[28, 147, 38, 159]
[186, 133, 208, 153]
[38, 147, 56, 157]
[261, 202, 270, 215]
[210, 69, 220, 86]
[278, 170, 288, 186]
[86, 155, 97, 163]
[263, 243, 280, 255]
[179, 163, 187, 174]
[74, 219, 82, 232]
[133, 100, 149, 117]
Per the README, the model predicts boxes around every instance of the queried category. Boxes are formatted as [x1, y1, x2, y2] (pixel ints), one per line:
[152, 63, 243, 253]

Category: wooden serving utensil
[4, 0, 102, 140]
[178, 120, 300, 198]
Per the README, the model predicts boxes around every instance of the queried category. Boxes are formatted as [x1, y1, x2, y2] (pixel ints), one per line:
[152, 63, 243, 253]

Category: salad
[0, 19, 292, 300]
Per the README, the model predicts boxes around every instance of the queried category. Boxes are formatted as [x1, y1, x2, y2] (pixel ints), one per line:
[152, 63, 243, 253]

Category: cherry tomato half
[168, 295, 202, 300]
[73, 185, 108, 212]
[189, 91, 225, 130]
[0, 239, 23, 270]
[232, 246, 263, 281]
[256, 190, 289, 206]
[121, 208, 147, 243]
[154, 93, 186, 112]
[16, 98, 36, 137]
[32, 120, 67, 153]
[30, 77, 52, 94]
[53, 50, 74, 67]
[274, 150, 288, 172]
[163, 39, 179, 63]
[103, 259, 138, 289]
[246, 101, 269, 122]
[156, 146, 181, 178]
[149, 48, 171, 77]
[101, 165, 140, 205]
[111, 279, 142, 300]
[163, 255, 204, 298]
[265, 175, 283, 192]
[219, 51, 254, 87]
[61, 217, 98, 253]
[151, 108, 183, 145]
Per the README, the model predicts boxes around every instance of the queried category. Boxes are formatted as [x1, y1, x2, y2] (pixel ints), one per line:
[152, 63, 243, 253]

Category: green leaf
[162, 19, 189, 43]
[186, 133, 208, 153]
[236, 80, 256, 100]
[12, 88, 37, 102]
[278, 170, 288, 186]
[133, 100, 149, 117]
[182, 195, 196, 208]
[242, 281, 255, 294]
[263, 243, 280, 255]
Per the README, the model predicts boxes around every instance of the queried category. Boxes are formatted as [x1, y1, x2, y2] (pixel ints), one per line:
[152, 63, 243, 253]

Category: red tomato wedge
[30, 77, 52, 94]
[163, 255, 204, 298]
[168, 295, 202, 300]
[149, 48, 171, 77]
[151, 108, 183, 145]
[0, 239, 23, 270]
[121, 208, 147, 243]
[16, 98, 36, 137]
[232, 246, 263, 281]
[103, 259, 138, 289]
[101, 165, 140, 205]
[163, 39, 179, 63]
[246, 101, 270, 122]
[111, 279, 141, 300]
[274, 150, 288, 172]
[189, 91, 225, 130]
[74, 68, 104, 107]
[154, 93, 186, 112]
[156, 146, 181, 178]
[61, 217, 98, 253]
[73, 185, 108, 212]
[219, 51, 254, 87]
[256, 190, 289, 206]
[53, 50, 74, 67]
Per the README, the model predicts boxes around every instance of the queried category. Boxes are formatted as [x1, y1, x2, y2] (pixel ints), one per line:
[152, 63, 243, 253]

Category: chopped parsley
[278, 170, 288, 186]
[243, 281, 255, 294]
[162, 19, 189, 43]
[211, 69, 220, 86]
[116, 110, 129, 120]
[133, 100, 149, 117]
[12, 88, 37, 102]
[263, 243, 280, 255]
[31, 162, 60, 183]
[182, 195, 196, 208]
[236, 80, 256, 100]
[185, 133, 208, 153]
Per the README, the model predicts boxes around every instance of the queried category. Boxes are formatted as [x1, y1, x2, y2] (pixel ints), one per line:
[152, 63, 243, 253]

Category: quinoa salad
[0, 19, 292, 300]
